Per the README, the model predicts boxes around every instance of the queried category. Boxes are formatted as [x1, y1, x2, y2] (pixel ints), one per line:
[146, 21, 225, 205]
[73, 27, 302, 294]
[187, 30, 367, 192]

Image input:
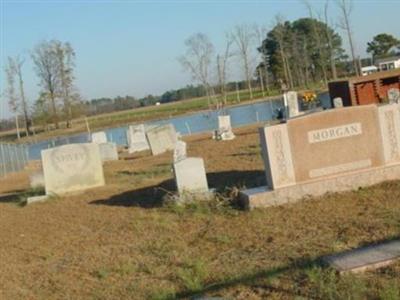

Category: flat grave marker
[323, 240, 400, 273]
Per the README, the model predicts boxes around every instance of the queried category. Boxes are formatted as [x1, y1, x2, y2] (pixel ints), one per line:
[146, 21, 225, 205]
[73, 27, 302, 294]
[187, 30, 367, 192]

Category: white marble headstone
[285, 91, 299, 118]
[127, 124, 150, 153]
[146, 124, 177, 155]
[333, 97, 343, 108]
[91, 131, 107, 144]
[41, 143, 105, 195]
[173, 157, 209, 194]
[217, 115, 235, 140]
[173, 140, 187, 163]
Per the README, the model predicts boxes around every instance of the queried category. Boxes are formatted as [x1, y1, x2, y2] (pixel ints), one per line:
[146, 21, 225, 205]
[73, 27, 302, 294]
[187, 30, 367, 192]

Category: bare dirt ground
[0, 125, 399, 299]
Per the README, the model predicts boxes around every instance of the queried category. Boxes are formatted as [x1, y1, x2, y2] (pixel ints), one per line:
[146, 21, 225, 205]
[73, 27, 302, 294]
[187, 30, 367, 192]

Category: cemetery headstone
[240, 103, 400, 208]
[41, 143, 105, 195]
[333, 97, 343, 108]
[285, 91, 300, 118]
[216, 115, 235, 140]
[173, 157, 208, 194]
[388, 88, 400, 104]
[91, 131, 107, 144]
[98, 142, 119, 162]
[146, 124, 177, 155]
[173, 140, 187, 163]
[127, 124, 150, 153]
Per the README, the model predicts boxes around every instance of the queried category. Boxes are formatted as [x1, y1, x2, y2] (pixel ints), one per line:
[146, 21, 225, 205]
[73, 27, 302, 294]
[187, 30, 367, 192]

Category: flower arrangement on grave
[302, 91, 317, 109]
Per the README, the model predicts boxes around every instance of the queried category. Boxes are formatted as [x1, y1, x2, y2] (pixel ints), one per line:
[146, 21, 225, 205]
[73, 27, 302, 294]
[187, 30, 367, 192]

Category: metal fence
[0, 143, 29, 177]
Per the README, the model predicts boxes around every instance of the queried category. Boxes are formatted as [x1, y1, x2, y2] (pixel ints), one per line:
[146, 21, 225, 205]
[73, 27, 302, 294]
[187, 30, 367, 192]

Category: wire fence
[0, 143, 29, 177]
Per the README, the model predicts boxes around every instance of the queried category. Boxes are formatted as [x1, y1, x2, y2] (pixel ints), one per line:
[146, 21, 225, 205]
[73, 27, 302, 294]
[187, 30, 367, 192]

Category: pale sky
[1, 0, 399, 119]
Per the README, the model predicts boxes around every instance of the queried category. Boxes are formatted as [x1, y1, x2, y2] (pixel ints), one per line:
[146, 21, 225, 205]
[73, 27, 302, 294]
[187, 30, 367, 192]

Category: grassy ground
[0, 85, 325, 143]
[0, 125, 399, 299]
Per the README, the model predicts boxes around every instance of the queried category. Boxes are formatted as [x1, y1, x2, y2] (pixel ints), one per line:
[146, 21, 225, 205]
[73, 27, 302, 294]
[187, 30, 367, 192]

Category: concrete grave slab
[91, 131, 107, 144]
[127, 124, 150, 153]
[323, 240, 400, 273]
[146, 124, 177, 155]
[26, 195, 51, 205]
[98, 142, 119, 162]
[41, 143, 105, 195]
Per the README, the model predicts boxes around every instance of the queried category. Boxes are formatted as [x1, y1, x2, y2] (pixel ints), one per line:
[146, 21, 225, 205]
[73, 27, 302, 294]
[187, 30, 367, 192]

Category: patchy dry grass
[0, 125, 399, 299]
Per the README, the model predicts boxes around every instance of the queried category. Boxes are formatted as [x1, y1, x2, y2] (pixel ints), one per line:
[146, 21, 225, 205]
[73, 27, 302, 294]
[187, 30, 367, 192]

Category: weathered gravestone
[240, 103, 400, 209]
[388, 88, 400, 104]
[127, 124, 150, 153]
[42, 143, 105, 195]
[215, 115, 235, 140]
[333, 97, 344, 108]
[98, 142, 118, 162]
[173, 140, 187, 163]
[91, 131, 107, 144]
[285, 91, 300, 118]
[146, 124, 177, 155]
[173, 157, 209, 195]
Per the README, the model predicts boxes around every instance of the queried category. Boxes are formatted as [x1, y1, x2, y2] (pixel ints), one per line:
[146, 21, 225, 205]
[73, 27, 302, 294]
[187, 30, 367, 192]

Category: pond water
[28, 92, 331, 160]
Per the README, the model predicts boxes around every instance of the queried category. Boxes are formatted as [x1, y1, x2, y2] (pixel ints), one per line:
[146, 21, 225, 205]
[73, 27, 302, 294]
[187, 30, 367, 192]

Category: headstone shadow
[89, 170, 265, 208]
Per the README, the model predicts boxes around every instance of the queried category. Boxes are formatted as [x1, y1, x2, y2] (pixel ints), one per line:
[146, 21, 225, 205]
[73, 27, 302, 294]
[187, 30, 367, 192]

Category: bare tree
[54, 41, 76, 128]
[254, 24, 271, 95]
[179, 33, 214, 107]
[32, 40, 61, 129]
[336, 0, 360, 76]
[4, 57, 20, 139]
[323, 0, 338, 80]
[12, 56, 30, 135]
[231, 24, 255, 99]
[216, 34, 234, 105]
[273, 15, 294, 89]
[303, 0, 328, 84]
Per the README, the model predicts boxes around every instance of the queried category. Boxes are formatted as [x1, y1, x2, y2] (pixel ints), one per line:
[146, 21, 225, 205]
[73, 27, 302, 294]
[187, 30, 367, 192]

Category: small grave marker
[173, 140, 187, 163]
[127, 124, 150, 153]
[91, 131, 107, 144]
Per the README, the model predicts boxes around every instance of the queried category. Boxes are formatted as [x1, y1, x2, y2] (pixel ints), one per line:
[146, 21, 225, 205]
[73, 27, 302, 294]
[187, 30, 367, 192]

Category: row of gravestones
[27, 123, 212, 204]
[27, 89, 400, 206]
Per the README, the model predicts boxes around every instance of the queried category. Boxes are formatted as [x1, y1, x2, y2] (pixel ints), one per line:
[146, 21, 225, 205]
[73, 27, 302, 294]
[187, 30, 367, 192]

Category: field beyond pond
[0, 125, 399, 299]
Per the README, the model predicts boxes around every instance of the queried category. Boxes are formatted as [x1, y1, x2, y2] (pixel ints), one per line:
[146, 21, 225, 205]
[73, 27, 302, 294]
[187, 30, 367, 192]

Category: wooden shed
[328, 69, 400, 106]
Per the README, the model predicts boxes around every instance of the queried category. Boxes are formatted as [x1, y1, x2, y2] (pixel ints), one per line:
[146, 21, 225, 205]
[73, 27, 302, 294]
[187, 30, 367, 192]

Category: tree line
[2, 0, 399, 136]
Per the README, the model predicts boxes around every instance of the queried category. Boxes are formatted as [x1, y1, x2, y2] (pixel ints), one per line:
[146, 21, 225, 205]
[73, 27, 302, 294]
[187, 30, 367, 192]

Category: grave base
[26, 195, 51, 205]
[164, 189, 216, 205]
[239, 163, 400, 209]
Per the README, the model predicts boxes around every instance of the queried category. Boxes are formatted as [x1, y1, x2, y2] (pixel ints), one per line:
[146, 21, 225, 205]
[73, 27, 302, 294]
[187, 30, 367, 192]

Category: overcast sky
[1, 0, 399, 119]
